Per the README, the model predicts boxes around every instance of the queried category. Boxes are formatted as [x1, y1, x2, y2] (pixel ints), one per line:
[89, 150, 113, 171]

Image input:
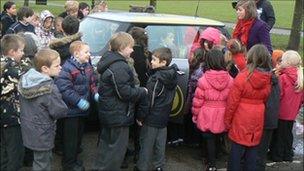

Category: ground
[21, 131, 303, 171]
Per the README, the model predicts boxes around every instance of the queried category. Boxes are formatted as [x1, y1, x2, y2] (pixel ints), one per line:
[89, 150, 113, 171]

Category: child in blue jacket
[55, 40, 98, 171]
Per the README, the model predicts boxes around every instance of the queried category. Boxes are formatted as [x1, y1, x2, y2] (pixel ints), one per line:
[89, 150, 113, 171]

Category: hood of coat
[40, 10, 54, 23]
[49, 32, 82, 49]
[205, 70, 231, 91]
[151, 64, 179, 90]
[97, 51, 127, 75]
[18, 68, 53, 99]
[248, 68, 271, 89]
[280, 67, 298, 86]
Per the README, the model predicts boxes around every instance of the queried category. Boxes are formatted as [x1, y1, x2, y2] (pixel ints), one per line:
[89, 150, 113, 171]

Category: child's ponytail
[296, 65, 303, 91]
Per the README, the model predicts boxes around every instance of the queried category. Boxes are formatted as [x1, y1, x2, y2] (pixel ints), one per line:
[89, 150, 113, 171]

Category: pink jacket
[278, 67, 304, 121]
[192, 70, 233, 133]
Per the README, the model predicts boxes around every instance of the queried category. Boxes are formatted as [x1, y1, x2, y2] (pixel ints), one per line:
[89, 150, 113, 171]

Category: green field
[14, 0, 303, 55]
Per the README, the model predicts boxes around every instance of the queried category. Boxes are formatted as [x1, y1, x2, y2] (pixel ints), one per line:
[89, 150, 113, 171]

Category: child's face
[151, 55, 167, 69]
[119, 45, 134, 58]
[80, 7, 90, 16]
[55, 20, 63, 32]
[43, 17, 53, 30]
[47, 57, 62, 77]
[28, 15, 38, 26]
[9, 44, 25, 62]
[75, 45, 91, 64]
[7, 5, 17, 16]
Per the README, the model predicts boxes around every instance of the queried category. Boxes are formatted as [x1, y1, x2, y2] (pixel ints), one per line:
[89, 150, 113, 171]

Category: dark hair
[246, 44, 272, 78]
[205, 49, 226, 71]
[190, 48, 206, 73]
[17, 6, 34, 21]
[153, 47, 172, 66]
[79, 2, 89, 10]
[62, 16, 79, 35]
[128, 27, 148, 47]
[200, 39, 214, 50]
[3, 1, 15, 12]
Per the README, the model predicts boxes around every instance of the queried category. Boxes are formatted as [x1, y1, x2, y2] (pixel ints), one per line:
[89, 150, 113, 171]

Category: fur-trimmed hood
[18, 68, 53, 99]
[49, 32, 82, 49]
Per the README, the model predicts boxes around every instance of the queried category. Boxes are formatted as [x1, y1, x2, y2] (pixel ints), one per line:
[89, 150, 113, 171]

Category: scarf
[233, 18, 255, 46]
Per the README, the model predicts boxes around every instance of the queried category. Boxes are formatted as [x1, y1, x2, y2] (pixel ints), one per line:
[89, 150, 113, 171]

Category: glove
[94, 93, 100, 102]
[77, 99, 90, 110]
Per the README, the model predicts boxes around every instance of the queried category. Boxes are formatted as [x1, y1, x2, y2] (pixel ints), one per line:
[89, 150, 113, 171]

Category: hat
[199, 27, 221, 45]
[40, 10, 54, 22]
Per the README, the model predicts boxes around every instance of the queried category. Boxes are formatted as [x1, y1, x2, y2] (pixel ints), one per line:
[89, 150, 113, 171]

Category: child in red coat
[271, 50, 304, 162]
[226, 39, 247, 71]
[224, 44, 272, 171]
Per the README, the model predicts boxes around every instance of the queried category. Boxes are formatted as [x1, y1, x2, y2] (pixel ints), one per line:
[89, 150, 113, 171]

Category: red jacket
[224, 69, 271, 146]
[278, 67, 304, 121]
[192, 70, 233, 133]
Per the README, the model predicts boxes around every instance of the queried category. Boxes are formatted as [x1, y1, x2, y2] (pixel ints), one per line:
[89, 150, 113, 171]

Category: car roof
[88, 11, 225, 26]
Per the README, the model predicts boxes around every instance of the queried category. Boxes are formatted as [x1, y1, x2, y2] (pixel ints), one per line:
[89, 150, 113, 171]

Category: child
[54, 17, 64, 38]
[0, 34, 26, 171]
[94, 32, 147, 170]
[35, 10, 55, 47]
[18, 48, 68, 171]
[136, 47, 178, 171]
[91, 0, 108, 13]
[49, 16, 81, 64]
[55, 41, 98, 171]
[1, 1, 17, 37]
[226, 39, 246, 71]
[59, 0, 83, 20]
[224, 44, 272, 171]
[6, 6, 35, 34]
[79, 2, 90, 17]
[192, 49, 233, 171]
[270, 50, 304, 162]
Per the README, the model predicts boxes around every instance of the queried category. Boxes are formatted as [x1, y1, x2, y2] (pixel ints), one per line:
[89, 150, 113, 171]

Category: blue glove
[77, 99, 90, 110]
[94, 93, 100, 102]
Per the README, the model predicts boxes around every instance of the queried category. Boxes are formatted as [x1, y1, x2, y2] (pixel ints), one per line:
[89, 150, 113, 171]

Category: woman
[233, 0, 272, 53]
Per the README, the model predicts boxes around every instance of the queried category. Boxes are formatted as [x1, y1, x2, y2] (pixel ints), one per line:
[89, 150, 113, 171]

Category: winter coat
[35, 10, 55, 47]
[233, 53, 246, 71]
[49, 32, 82, 64]
[55, 57, 97, 117]
[224, 68, 271, 146]
[1, 12, 16, 36]
[248, 19, 272, 53]
[0, 56, 31, 128]
[256, 0, 276, 29]
[130, 45, 151, 87]
[192, 70, 233, 133]
[264, 73, 280, 129]
[97, 51, 147, 127]
[278, 67, 304, 121]
[18, 69, 68, 151]
[137, 64, 178, 128]
[6, 21, 35, 34]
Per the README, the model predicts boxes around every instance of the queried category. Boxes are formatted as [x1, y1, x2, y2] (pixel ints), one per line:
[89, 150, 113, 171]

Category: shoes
[168, 138, 184, 147]
[155, 167, 163, 171]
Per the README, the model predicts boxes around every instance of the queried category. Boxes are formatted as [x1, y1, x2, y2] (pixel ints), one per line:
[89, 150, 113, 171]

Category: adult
[58, 0, 84, 20]
[255, 0, 276, 29]
[1, 1, 17, 37]
[233, 0, 272, 53]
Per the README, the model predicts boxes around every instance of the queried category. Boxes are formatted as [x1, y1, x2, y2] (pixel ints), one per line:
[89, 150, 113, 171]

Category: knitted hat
[199, 27, 221, 45]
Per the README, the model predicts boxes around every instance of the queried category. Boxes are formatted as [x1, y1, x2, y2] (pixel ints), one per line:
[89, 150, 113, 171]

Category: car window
[80, 17, 120, 54]
[145, 25, 199, 59]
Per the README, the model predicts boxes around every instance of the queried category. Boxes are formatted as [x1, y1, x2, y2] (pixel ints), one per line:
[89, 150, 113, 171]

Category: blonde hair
[64, 0, 79, 13]
[109, 32, 134, 52]
[280, 50, 303, 91]
[34, 48, 60, 72]
[69, 40, 87, 55]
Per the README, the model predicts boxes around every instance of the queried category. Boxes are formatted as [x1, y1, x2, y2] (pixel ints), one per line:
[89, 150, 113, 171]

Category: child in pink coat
[192, 48, 233, 170]
[271, 50, 304, 162]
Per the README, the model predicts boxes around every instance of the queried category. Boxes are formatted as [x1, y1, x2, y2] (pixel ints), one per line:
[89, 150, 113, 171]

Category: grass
[15, 0, 302, 56]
